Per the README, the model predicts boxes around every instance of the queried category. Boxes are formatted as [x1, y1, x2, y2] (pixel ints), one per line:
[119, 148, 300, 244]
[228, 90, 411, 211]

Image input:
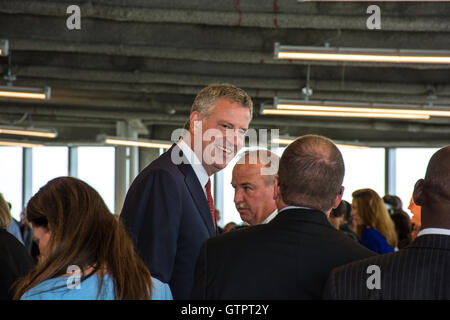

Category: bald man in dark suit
[324, 146, 450, 300]
[191, 135, 375, 299]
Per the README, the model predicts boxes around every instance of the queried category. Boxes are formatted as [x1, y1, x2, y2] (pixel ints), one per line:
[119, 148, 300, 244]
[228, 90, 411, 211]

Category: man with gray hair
[121, 83, 252, 299]
[232, 150, 279, 226]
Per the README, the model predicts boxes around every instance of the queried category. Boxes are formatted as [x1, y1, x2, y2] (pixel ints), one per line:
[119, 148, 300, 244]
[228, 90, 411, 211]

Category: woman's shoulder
[21, 274, 115, 300]
[151, 277, 173, 300]
[361, 227, 395, 253]
[362, 227, 383, 238]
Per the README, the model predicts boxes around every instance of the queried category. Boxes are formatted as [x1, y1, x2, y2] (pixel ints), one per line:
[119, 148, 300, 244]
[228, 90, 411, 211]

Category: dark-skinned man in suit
[324, 145, 450, 300]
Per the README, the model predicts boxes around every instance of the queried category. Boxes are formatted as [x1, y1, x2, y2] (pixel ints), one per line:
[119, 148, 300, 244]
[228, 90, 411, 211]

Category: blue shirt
[151, 277, 173, 300]
[7, 219, 24, 244]
[360, 227, 395, 254]
[21, 274, 115, 300]
[21, 275, 173, 300]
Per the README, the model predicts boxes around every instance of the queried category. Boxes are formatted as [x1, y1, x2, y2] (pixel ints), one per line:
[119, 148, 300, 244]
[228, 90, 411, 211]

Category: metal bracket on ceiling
[3, 53, 16, 85]
[0, 112, 29, 125]
[426, 85, 437, 104]
[302, 65, 313, 100]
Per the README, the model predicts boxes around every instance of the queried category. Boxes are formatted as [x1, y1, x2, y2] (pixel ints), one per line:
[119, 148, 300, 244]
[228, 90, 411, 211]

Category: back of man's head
[420, 146, 450, 207]
[278, 135, 345, 213]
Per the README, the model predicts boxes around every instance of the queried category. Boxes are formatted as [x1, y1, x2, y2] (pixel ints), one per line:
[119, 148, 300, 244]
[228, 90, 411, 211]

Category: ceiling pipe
[1, 1, 449, 32]
[11, 65, 450, 95]
[10, 39, 450, 70]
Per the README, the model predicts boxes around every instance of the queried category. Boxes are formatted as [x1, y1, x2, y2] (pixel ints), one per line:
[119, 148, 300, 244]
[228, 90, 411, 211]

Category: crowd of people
[1, 83, 449, 300]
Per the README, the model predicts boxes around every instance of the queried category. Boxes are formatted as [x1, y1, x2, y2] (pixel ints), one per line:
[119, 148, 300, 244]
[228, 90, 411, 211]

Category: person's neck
[57, 265, 101, 278]
[421, 222, 450, 230]
[421, 207, 450, 230]
[181, 133, 212, 176]
[257, 206, 277, 224]
[277, 204, 314, 211]
[266, 204, 277, 214]
[277, 203, 288, 212]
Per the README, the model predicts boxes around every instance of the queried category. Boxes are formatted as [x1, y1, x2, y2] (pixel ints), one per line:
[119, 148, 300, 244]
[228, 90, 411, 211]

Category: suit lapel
[172, 145, 216, 237]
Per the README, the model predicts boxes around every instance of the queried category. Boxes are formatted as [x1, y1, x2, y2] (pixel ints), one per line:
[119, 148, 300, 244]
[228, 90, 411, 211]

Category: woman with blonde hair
[0, 193, 11, 230]
[351, 188, 398, 254]
[14, 177, 170, 300]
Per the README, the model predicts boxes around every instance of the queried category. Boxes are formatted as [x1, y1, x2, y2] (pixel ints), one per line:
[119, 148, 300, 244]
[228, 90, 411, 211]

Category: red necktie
[205, 179, 216, 229]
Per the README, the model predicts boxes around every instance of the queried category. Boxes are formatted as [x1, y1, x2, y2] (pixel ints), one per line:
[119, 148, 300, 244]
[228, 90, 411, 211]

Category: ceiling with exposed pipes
[0, 0, 449, 147]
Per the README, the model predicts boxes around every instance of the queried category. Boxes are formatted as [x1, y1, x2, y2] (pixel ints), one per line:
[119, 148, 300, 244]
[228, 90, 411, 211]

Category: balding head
[413, 146, 450, 229]
[277, 135, 345, 213]
[423, 147, 450, 198]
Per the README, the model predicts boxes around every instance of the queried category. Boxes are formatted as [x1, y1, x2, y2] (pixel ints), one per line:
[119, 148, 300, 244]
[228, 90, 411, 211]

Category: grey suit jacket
[324, 234, 450, 299]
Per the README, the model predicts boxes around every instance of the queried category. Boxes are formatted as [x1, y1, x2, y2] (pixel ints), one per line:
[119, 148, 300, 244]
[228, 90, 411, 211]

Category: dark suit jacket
[120, 144, 217, 300]
[191, 208, 375, 299]
[324, 234, 450, 300]
[0, 229, 35, 300]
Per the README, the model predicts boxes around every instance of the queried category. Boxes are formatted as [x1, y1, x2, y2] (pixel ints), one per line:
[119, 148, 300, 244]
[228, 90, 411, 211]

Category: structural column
[68, 146, 78, 177]
[127, 125, 139, 186]
[114, 120, 141, 215]
[114, 121, 128, 215]
[139, 147, 160, 172]
[22, 147, 32, 209]
[385, 147, 396, 196]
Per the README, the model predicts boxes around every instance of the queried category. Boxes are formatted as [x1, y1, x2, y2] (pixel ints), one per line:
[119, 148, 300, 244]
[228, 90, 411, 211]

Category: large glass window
[220, 145, 386, 226]
[221, 154, 243, 227]
[78, 147, 115, 213]
[32, 147, 68, 197]
[273, 146, 385, 207]
[340, 147, 385, 203]
[0, 147, 23, 220]
[395, 148, 439, 212]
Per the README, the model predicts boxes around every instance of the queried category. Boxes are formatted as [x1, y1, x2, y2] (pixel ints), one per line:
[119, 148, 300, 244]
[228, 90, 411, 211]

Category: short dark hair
[331, 199, 351, 220]
[277, 135, 345, 212]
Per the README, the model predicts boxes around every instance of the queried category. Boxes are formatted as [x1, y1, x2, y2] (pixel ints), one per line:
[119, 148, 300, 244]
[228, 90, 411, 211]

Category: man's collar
[417, 228, 450, 237]
[177, 138, 209, 188]
[261, 209, 278, 224]
[279, 205, 315, 213]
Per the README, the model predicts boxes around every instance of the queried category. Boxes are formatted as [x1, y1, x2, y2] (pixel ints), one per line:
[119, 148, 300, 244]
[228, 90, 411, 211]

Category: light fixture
[272, 137, 368, 150]
[1, 44, 51, 100]
[263, 108, 430, 120]
[103, 136, 172, 149]
[262, 98, 450, 120]
[276, 102, 450, 118]
[0, 139, 43, 148]
[274, 43, 450, 64]
[0, 85, 51, 100]
[0, 126, 57, 138]
[0, 39, 9, 56]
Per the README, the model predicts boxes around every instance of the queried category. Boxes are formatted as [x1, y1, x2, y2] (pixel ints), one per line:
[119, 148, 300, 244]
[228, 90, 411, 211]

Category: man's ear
[413, 179, 425, 206]
[331, 186, 345, 209]
[189, 111, 202, 133]
[273, 176, 280, 201]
